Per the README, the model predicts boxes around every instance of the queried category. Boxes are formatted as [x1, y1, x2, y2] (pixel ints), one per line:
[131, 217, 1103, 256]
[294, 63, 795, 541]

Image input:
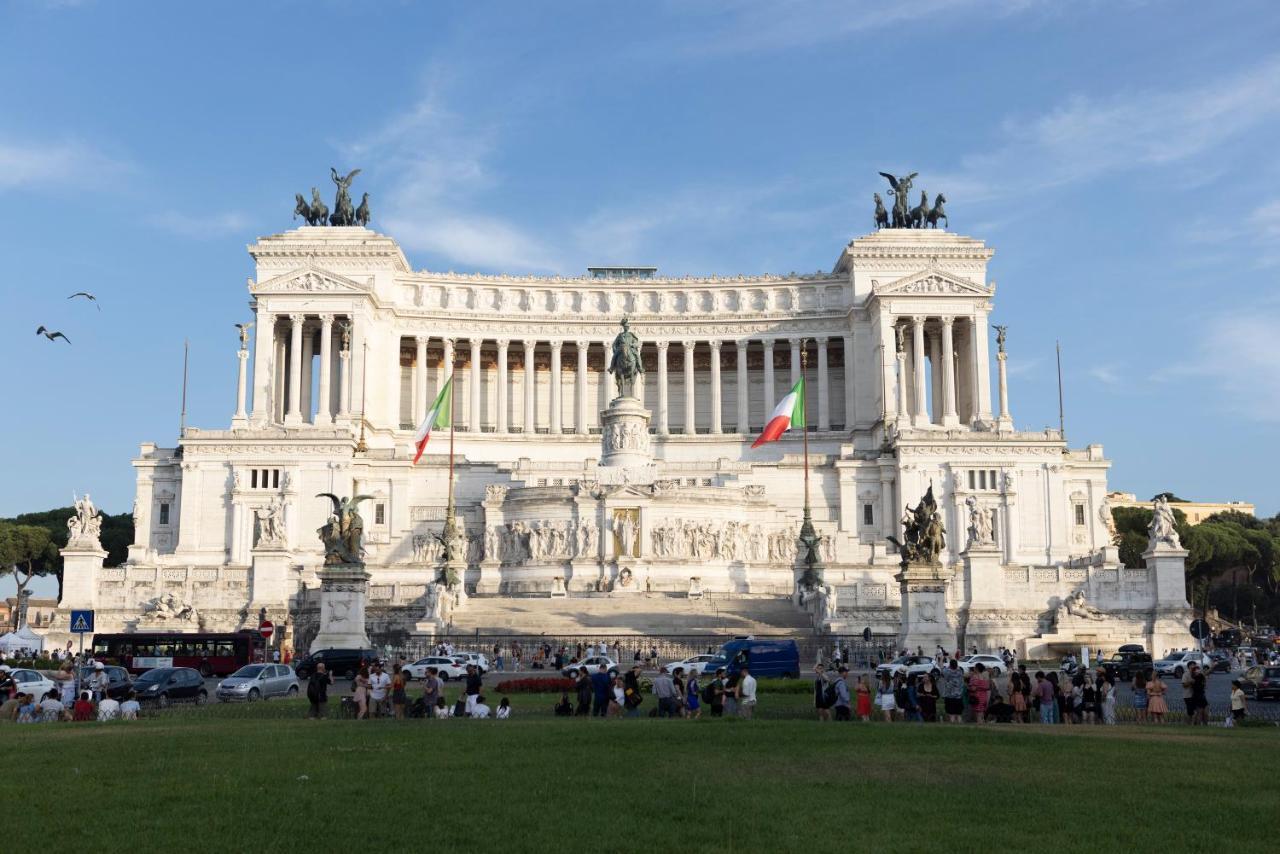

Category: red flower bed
[494, 677, 575, 694]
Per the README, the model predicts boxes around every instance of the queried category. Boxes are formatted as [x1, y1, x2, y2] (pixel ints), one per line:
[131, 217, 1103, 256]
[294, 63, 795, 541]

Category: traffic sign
[70, 609, 95, 634]
[258, 620, 274, 640]
[1189, 619, 1211, 641]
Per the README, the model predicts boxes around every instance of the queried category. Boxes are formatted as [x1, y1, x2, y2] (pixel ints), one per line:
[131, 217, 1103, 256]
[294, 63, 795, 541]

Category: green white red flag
[751, 378, 806, 448]
[413, 376, 453, 463]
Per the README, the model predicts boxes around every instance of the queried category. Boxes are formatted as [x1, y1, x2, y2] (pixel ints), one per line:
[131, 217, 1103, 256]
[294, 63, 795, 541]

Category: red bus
[91, 631, 266, 677]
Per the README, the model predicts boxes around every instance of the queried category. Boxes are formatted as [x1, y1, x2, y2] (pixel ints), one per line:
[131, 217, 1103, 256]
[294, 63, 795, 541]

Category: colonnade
[253, 313, 353, 426]
[892, 314, 992, 427]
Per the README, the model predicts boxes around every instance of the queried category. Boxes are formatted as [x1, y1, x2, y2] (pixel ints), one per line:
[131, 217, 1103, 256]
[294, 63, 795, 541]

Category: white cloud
[145, 211, 251, 239]
[1167, 310, 1280, 422]
[0, 136, 127, 190]
[1005, 357, 1042, 378]
[1088, 365, 1121, 386]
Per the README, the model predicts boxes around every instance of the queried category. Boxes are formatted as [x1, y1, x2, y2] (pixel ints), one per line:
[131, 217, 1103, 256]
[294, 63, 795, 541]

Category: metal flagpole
[797, 338, 823, 590]
[179, 338, 189, 438]
[1055, 340, 1065, 439]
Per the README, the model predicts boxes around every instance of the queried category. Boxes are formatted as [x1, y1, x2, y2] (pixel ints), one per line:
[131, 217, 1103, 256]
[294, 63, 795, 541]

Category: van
[706, 639, 800, 679]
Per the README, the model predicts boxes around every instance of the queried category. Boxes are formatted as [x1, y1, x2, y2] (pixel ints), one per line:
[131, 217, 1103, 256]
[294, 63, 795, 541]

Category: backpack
[823, 681, 839, 708]
[453, 698, 467, 718]
[701, 682, 716, 704]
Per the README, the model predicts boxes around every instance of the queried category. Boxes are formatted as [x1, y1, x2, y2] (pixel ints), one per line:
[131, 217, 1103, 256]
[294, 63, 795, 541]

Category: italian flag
[752, 378, 806, 448]
[412, 376, 453, 463]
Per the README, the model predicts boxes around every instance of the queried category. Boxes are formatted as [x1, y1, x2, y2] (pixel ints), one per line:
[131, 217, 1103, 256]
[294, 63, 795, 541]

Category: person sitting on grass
[120, 691, 141, 721]
[496, 697, 511, 719]
[0, 690, 21, 721]
[39, 689, 65, 723]
[434, 697, 451, 719]
[97, 693, 121, 721]
[554, 691, 573, 717]
[17, 693, 37, 724]
[471, 694, 492, 719]
[73, 691, 95, 722]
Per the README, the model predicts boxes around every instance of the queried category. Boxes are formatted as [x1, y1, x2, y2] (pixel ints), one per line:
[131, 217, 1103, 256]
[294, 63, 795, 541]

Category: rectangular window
[375, 503, 386, 525]
[1074, 504, 1086, 526]
[251, 469, 259, 489]
[863, 503, 874, 527]
[158, 503, 170, 525]
[272, 469, 280, 489]
[979, 470, 987, 490]
[968, 471, 976, 490]
[990, 470, 997, 490]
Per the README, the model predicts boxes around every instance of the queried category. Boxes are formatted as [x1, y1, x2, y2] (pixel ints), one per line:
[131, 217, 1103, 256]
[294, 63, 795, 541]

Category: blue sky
[2, 0, 1278, 536]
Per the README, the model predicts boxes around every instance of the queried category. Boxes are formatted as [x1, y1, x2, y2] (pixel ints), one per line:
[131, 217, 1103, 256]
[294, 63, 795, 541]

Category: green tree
[2, 506, 133, 601]
[0, 523, 59, 628]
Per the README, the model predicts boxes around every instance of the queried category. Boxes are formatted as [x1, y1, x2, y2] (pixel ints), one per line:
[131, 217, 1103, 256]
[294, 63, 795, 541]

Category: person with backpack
[306, 661, 333, 719]
[814, 663, 832, 721]
[706, 667, 726, 717]
[623, 664, 644, 717]
[832, 666, 852, 721]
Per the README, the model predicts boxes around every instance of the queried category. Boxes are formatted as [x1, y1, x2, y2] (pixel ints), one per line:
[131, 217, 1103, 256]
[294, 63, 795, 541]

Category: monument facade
[52, 173, 1190, 655]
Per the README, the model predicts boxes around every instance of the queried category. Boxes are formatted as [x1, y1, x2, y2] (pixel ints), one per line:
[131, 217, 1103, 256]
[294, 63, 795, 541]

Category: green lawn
[7, 693, 1277, 853]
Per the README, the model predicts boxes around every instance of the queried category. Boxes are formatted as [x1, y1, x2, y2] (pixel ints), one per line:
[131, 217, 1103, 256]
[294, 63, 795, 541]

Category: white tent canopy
[0, 623, 45, 654]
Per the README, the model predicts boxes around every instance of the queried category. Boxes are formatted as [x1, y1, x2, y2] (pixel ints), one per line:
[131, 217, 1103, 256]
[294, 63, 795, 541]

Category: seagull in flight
[36, 325, 71, 344]
[68, 291, 100, 310]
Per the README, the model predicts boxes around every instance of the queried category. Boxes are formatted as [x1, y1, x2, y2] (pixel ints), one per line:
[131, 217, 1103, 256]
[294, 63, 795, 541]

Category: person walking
[917, 673, 939, 722]
[1034, 672, 1055, 724]
[686, 668, 702, 720]
[1230, 680, 1247, 724]
[653, 667, 678, 718]
[737, 664, 757, 719]
[1180, 663, 1198, 724]
[464, 664, 483, 717]
[422, 667, 443, 717]
[369, 661, 391, 718]
[1132, 671, 1149, 724]
[391, 669, 409, 720]
[968, 664, 992, 724]
[1101, 678, 1117, 725]
[876, 672, 897, 722]
[574, 668, 593, 717]
[833, 667, 852, 721]
[1191, 668, 1209, 726]
[855, 675, 872, 721]
[1145, 670, 1168, 723]
[306, 662, 333, 719]
[708, 668, 727, 717]
[353, 666, 370, 720]
[609, 674, 625, 718]
[938, 660, 964, 723]
[813, 663, 832, 721]
[623, 664, 644, 717]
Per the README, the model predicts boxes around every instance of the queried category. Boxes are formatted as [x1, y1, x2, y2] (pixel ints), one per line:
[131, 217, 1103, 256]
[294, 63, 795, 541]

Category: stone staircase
[447, 593, 813, 636]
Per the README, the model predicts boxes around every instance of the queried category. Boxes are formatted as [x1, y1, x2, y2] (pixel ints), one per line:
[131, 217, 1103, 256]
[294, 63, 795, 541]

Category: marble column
[300, 325, 314, 424]
[233, 348, 249, 425]
[709, 339, 723, 433]
[274, 331, 287, 423]
[683, 340, 697, 434]
[911, 316, 928, 426]
[928, 330, 942, 425]
[816, 336, 830, 431]
[603, 341, 617, 402]
[414, 335, 429, 427]
[940, 316, 959, 427]
[973, 311, 994, 423]
[317, 315, 334, 425]
[997, 350, 1013, 428]
[763, 340, 776, 412]
[285, 313, 304, 425]
[550, 341, 563, 433]
[575, 340, 589, 434]
[523, 340, 536, 432]
[496, 339, 510, 433]
[789, 338, 801, 388]
[656, 341, 670, 435]
[896, 345, 909, 425]
[469, 338, 482, 431]
[440, 338, 455, 397]
[338, 342, 351, 421]
[250, 312, 272, 423]
[842, 334, 856, 430]
[735, 340, 749, 433]
[388, 336, 403, 428]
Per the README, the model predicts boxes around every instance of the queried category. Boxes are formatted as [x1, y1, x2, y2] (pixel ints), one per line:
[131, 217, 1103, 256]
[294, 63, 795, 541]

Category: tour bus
[705, 638, 801, 679]
[91, 631, 266, 677]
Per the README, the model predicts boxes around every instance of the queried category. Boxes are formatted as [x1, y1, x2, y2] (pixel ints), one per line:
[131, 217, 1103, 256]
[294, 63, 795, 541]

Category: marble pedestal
[58, 544, 105, 611]
[961, 544, 1001, 609]
[245, 547, 292, 627]
[1144, 543, 1191, 609]
[895, 561, 955, 652]
[309, 563, 371, 651]
[596, 396, 654, 485]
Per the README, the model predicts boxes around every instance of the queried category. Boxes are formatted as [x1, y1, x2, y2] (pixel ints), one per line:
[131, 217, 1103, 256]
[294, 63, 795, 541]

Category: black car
[78, 665, 133, 700]
[1103, 649, 1153, 681]
[1240, 665, 1280, 700]
[293, 648, 379, 680]
[1207, 650, 1233, 673]
[132, 667, 208, 706]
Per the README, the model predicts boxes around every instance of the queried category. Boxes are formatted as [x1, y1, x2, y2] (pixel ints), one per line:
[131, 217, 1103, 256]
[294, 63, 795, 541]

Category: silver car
[216, 664, 299, 702]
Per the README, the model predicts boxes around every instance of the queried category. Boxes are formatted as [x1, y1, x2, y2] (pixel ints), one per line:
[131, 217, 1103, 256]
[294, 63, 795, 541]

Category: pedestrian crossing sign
[70, 609, 95, 633]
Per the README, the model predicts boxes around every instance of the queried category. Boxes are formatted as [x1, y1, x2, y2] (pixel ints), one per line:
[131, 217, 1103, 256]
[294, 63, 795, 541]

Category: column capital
[814, 335, 829, 345]
[911, 314, 928, 324]
[441, 337, 455, 348]
[576, 339, 591, 350]
[495, 337, 510, 349]
[681, 340, 697, 350]
[656, 340, 670, 352]
[415, 334, 429, 345]
[940, 315, 955, 326]
[709, 339, 722, 351]
[788, 337, 802, 347]
[237, 348, 249, 361]
[470, 338, 482, 351]
[763, 339, 775, 351]
[288, 313, 306, 325]
[523, 339, 537, 351]
[549, 340, 564, 352]
[319, 313, 335, 326]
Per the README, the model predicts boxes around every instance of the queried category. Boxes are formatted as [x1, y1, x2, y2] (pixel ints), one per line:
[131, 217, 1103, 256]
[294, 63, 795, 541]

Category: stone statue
[873, 193, 889, 229]
[1099, 496, 1120, 546]
[255, 498, 286, 548]
[926, 193, 948, 228]
[315, 492, 375, 564]
[978, 507, 994, 545]
[1065, 589, 1106, 621]
[142, 592, 197, 623]
[67, 492, 103, 547]
[235, 321, 253, 350]
[607, 317, 644, 399]
[894, 324, 906, 354]
[994, 325, 1007, 354]
[1148, 496, 1182, 549]
[329, 167, 362, 227]
[354, 192, 371, 227]
[308, 187, 329, 226]
[910, 190, 931, 229]
[878, 171, 918, 229]
[339, 321, 352, 351]
[820, 584, 838, 623]
[616, 511, 638, 558]
[887, 485, 945, 564]
[965, 495, 995, 548]
[965, 495, 981, 548]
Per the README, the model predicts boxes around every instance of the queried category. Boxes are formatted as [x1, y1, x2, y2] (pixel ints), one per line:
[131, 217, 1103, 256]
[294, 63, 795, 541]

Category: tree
[1152, 492, 1189, 503]
[0, 522, 59, 628]
[2, 506, 133, 601]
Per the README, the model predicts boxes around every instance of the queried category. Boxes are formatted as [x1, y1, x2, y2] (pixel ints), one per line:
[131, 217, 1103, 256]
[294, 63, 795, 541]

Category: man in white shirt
[38, 691, 65, 722]
[737, 664, 758, 719]
[120, 692, 141, 720]
[470, 695, 491, 718]
[97, 696, 121, 721]
[368, 662, 391, 717]
[90, 663, 111, 701]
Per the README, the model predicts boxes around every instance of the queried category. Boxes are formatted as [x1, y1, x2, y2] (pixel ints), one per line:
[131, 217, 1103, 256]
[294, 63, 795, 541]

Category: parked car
[406, 656, 467, 680]
[704, 639, 801, 679]
[5, 668, 56, 702]
[561, 656, 620, 678]
[957, 654, 1006, 676]
[1206, 650, 1234, 673]
[293, 648, 380, 679]
[1239, 665, 1280, 700]
[451, 652, 489, 674]
[1102, 650, 1153, 682]
[216, 664, 299, 702]
[876, 655, 940, 680]
[1153, 651, 1213, 678]
[132, 667, 208, 706]
[664, 654, 718, 676]
[1213, 629, 1245, 649]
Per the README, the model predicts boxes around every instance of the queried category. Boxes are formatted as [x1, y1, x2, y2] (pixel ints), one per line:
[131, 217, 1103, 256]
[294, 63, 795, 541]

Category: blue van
[706, 638, 800, 679]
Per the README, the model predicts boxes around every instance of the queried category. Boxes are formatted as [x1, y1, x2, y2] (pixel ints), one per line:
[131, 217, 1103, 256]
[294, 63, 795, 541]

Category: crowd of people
[554, 662, 757, 719]
[303, 659, 514, 721]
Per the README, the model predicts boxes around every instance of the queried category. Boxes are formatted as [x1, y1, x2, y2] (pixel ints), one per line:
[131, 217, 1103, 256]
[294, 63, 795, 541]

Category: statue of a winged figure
[316, 492, 375, 564]
[878, 171, 918, 228]
[329, 167, 362, 226]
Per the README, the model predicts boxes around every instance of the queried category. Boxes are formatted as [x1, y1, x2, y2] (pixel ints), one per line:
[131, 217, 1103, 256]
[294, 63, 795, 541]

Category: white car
[6, 668, 57, 702]
[1153, 651, 1213, 678]
[406, 656, 468, 680]
[957, 654, 1007, 676]
[664, 655, 717, 676]
[561, 656, 620, 677]
[876, 655, 941, 679]
[451, 652, 490, 673]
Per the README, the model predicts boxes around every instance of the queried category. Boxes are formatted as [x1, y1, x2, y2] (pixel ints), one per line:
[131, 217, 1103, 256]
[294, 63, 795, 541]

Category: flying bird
[36, 325, 71, 344]
[68, 292, 100, 310]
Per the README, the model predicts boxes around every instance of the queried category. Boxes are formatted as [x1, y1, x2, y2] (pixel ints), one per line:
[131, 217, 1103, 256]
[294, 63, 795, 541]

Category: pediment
[873, 268, 992, 297]
[250, 264, 369, 295]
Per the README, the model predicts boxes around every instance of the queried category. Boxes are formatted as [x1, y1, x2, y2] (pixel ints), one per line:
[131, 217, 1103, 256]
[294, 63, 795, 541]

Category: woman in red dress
[855, 675, 873, 721]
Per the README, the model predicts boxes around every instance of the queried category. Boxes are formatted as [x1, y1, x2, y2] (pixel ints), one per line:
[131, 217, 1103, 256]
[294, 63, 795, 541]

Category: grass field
[7, 692, 1277, 853]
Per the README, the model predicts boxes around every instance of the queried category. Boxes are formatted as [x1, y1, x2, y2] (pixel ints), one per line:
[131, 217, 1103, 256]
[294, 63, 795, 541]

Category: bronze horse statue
[873, 193, 889, 229]
[926, 193, 948, 229]
[354, 192, 371, 227]
[909, 190, 931, 229]
[308, 187, 329, 226]
[293, 193, 310, 223]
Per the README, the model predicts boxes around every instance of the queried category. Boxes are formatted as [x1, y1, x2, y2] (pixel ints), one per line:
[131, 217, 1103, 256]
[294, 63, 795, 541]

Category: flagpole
[797, 338, 823, 591]
[443, 346, 458, 588]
